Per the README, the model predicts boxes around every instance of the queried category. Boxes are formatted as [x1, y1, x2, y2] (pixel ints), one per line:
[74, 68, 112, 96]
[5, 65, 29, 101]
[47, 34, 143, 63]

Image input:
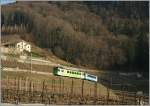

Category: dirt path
[3, 67, 53, 76]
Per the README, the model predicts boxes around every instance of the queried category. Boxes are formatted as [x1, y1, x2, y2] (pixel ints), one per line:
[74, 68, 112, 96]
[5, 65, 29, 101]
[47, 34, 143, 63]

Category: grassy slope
[2, 34, 118, 99]
[2, 34, 99, 74]
[2, 71, 118, 100]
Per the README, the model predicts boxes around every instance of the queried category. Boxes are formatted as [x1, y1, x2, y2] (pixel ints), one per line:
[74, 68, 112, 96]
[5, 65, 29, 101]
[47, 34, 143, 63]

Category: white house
[16, 40, 31, 53]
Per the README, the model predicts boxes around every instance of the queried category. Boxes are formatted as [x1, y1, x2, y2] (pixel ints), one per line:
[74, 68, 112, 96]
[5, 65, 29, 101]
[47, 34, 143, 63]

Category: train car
[53, 67, 85, 79]
[85, 73, 98, 82]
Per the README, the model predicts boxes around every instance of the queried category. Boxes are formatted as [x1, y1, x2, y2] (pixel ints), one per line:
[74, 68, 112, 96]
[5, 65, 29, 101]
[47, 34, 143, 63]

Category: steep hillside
[1, 1, 149, 73]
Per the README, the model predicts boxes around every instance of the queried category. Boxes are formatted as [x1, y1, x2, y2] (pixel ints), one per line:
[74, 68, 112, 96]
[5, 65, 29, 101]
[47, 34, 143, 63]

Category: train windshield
[87, 74, 96, 79]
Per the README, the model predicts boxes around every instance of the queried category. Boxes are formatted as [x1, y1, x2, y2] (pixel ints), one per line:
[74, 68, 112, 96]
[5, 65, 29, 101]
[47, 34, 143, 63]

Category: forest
[1, 1, 149, 73]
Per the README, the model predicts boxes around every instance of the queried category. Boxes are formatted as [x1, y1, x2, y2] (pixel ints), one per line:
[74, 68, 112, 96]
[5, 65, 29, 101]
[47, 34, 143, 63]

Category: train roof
[57, 66, 83, 73]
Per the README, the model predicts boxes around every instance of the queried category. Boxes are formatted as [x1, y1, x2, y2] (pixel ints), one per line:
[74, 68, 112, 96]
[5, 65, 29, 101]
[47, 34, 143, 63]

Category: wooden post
[32, 83, 35, 92]
[6, 76, 8, 89]
[138, 96, 142, 105]
[62, 79, 64, 95]
[52, 79, 54, 93]
[71, 78, 74, 97]
[90, 88, 91, 97]
[30, 52, 32, 73]
[6, 76, 9, 100]
[15, 77, 17, 90]
[45, 84, 49, 104]
[59, 77, 61, 95]
[31, 82, 33, 93]
[32, 82, 34, 100]
[69, 78, 74, 104]
[53, 79, 55, 93]
[29, 80, 32, 102]
[17, 77, 19, 92]
[106, 87, 110, 105]
[36, 81, 38, 92]
[99, 87, 101, 98]
[26, 77, 28, 91]
[134, 92, 137, 105]
[121, 84, 125, 104]
[44, 82, 49, 103]
[19, 78, 22, 91]
[81, 79, 84, 97]
[41, 80, 45, 103]
[14, 77, 16, 90]
[17, 77, 20, 103]
[122, 91, 125, 104]
[25, 77, 28, 92]
[94, 82, 97, 104]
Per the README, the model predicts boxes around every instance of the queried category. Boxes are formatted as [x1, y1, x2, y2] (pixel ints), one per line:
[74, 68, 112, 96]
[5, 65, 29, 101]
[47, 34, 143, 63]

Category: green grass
[31, 51, 43, 58]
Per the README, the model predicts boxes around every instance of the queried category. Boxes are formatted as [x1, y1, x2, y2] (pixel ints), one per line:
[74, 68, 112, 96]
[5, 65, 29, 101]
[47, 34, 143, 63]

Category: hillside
[1, 34, 149, 104]
[1, 1, 149, 73]
[1, 35, 120, 104]
[1, 1, 149, 105]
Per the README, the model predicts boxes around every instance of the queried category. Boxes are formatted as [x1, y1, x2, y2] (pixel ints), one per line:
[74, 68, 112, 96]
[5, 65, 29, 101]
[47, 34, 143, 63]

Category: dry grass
[1, 34, 118, 100]
[2, 60, 53, 72]
[2, 34, 99, 74]
[2, 71, 118, 100]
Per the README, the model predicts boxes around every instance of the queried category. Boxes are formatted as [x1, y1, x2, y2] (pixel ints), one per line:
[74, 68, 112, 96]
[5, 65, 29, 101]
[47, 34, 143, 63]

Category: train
[53, 67, 98, 82]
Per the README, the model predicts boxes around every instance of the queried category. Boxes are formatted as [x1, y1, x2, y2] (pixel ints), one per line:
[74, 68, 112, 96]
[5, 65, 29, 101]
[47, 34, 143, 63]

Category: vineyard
[1, 75, 149, 105]
[1, 37, 149, 105]
[1, 55, 149, 105]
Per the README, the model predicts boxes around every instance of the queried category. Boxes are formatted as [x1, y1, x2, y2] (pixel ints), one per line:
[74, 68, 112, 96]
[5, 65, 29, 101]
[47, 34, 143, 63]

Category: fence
[1, 76, 149, 105]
